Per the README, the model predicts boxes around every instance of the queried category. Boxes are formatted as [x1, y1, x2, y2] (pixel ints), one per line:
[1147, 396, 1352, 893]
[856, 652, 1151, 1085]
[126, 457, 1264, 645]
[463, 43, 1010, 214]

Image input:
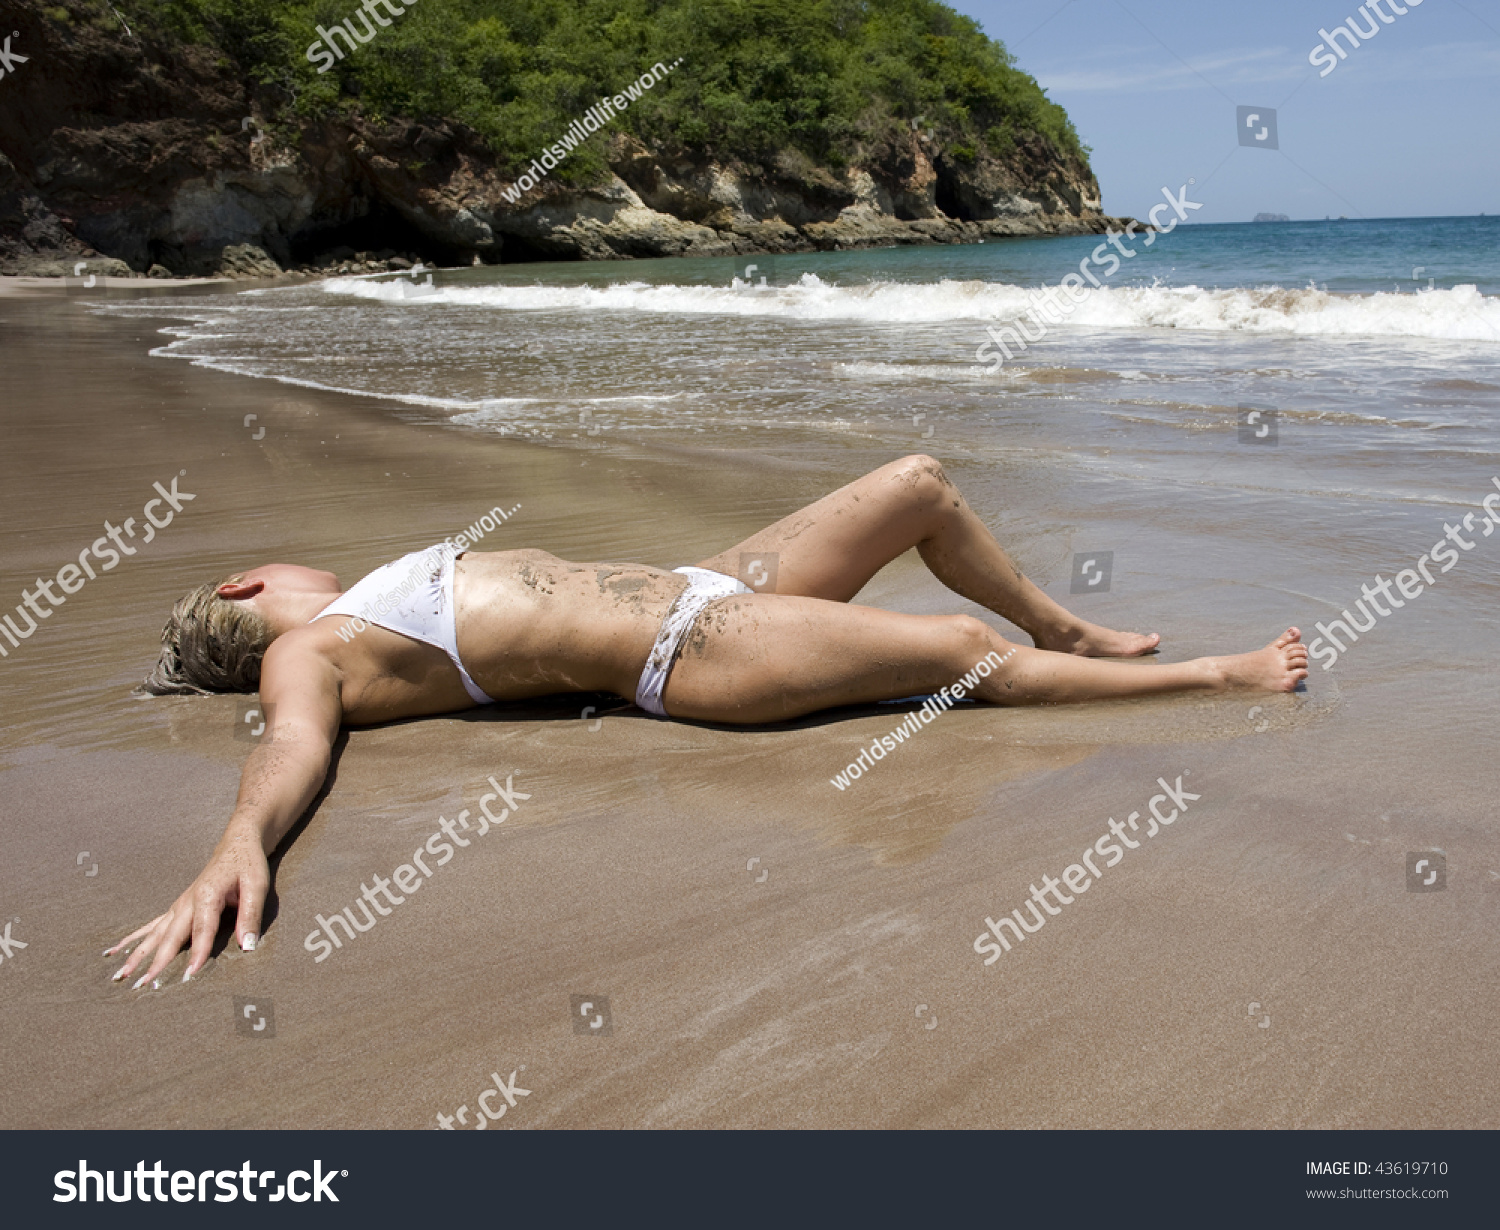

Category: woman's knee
[888, 452, 946, 488]
[880, 453, 952, 515]
[944, 616, 1022, 702]
[948, 614, 1003, 664]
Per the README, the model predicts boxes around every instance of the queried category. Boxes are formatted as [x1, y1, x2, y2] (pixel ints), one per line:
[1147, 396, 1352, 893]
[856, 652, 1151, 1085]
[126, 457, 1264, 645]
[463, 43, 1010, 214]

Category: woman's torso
[307, 549, 693, 724]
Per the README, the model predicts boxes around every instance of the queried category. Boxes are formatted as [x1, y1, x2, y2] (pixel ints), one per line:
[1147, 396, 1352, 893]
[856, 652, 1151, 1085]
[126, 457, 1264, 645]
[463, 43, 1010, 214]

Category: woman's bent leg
[694, 454, 1157, 657]
[662, 595, 1308, 725]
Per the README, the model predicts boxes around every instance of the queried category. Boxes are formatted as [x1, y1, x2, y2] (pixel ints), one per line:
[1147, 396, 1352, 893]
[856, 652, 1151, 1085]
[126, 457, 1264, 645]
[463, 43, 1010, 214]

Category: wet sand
[1, 288, 1497, 1129]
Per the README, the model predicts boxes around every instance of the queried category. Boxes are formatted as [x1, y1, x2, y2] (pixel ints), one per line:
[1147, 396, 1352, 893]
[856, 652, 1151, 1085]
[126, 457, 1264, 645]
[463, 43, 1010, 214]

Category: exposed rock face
[215, 243, 283, 278]
[0, 1, 1133, 276]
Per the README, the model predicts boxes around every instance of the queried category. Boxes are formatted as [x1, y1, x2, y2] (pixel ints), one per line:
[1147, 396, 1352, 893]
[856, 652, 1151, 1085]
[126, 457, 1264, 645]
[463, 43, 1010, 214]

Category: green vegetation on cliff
[123, 0, 1087, 182]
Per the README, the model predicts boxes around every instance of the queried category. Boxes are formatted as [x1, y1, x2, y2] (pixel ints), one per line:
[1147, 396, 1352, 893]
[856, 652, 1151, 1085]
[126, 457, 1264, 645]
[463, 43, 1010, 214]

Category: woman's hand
[108, 646, 341, 987]
[106, 837, 269, 988]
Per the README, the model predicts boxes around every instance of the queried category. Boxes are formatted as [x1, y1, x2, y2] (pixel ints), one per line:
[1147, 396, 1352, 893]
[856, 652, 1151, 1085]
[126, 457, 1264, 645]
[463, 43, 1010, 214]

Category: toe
[1121, 631, 1160, 657]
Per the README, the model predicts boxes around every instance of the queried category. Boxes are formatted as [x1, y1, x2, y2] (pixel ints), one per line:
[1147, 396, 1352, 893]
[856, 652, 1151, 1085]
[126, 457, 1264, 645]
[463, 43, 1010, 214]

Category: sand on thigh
[661, 593, 995, 724]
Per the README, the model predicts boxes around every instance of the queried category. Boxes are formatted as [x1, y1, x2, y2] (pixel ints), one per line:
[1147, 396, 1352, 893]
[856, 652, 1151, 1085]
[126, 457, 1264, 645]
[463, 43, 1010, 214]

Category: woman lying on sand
[108, 454, 1307, 987]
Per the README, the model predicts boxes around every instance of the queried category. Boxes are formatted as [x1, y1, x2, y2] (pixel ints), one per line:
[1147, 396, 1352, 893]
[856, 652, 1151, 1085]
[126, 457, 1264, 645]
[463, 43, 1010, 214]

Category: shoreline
[0, 274, 237, 296]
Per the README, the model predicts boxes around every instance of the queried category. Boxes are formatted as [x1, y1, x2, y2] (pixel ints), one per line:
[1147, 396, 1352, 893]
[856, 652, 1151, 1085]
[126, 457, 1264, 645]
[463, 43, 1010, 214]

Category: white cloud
[1295, 40, 1500, 85]
[1032, 39, 1500, 94]
[1032, 44, 1301, 93]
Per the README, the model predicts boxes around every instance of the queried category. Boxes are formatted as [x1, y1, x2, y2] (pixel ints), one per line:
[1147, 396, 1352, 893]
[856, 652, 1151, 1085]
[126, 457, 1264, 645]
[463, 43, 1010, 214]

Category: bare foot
[1036, 619, 1161, 658]
[1210, 628, 1309, 693]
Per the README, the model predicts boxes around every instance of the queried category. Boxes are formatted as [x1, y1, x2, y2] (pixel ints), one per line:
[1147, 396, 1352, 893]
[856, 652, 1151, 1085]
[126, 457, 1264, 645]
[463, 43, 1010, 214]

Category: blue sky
[951, 0, 1500, 222]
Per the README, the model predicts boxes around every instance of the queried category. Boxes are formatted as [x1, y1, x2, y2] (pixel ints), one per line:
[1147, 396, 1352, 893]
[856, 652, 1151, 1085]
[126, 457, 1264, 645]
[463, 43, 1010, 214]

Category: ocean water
[107, 216, 1498, 454]
[107, 213, 1500, 518]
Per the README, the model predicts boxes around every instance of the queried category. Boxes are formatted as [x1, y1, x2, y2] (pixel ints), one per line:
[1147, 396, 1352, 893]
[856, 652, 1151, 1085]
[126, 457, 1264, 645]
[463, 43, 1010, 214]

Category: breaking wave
[326, 273, 1500, 343]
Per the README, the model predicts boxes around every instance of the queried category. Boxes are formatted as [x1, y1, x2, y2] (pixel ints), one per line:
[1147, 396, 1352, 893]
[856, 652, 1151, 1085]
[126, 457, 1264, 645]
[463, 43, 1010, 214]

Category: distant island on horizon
[1253, 213, 1291, 223]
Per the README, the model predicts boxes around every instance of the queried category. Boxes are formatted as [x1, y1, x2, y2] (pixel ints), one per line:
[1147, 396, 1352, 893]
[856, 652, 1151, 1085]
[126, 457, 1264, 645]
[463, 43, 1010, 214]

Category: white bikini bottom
[633, 567, 751, 717]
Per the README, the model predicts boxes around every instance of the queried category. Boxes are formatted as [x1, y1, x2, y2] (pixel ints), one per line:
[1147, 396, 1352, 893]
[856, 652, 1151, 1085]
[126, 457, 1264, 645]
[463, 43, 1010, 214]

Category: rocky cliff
[0, 0, 1131, 277]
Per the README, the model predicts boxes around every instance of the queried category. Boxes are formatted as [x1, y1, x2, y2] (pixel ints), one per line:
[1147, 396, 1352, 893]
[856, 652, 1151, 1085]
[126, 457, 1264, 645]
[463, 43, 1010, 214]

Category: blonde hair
[138, 578, 276, 696]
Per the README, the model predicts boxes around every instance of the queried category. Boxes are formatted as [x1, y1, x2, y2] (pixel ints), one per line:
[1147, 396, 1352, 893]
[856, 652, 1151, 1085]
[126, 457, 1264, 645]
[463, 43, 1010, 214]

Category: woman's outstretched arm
[107, 640, 344, 987]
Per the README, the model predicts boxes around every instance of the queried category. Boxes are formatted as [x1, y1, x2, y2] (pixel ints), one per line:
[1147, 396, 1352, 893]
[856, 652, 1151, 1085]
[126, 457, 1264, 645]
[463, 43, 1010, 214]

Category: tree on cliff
[4, 0, 1114, 273]
[132, 0, 1089, 184]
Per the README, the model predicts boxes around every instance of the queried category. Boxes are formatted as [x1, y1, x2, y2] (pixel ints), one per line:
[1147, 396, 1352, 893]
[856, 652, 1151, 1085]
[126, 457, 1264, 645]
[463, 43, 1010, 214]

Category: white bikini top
[314, 543, 496, 704]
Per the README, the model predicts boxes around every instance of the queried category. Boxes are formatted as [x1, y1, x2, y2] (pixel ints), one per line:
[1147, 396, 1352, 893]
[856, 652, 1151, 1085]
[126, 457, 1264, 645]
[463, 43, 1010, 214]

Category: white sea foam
[834, 361, 1014, 383]
[324, 274, 1500, 343]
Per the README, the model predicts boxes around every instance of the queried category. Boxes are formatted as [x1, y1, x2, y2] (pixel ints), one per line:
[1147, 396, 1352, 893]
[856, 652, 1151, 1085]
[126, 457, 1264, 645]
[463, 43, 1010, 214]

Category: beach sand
[1, 287, 1496, 1129]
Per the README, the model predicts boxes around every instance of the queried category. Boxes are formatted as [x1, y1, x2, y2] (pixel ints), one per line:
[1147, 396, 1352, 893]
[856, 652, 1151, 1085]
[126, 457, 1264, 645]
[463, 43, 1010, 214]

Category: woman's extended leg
[694, 454, 1157, 658]
[663, 596, 1307, 725]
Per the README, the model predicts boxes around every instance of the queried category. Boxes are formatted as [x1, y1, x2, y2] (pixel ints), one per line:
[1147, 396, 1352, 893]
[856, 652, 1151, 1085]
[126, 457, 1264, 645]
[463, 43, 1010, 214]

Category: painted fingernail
[112, 965, 127, 982]
[131, 974, 149, 990]
[241, 933, 256, 952]
[182, 969, 193, 984]
[151, 979, 161, 991]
